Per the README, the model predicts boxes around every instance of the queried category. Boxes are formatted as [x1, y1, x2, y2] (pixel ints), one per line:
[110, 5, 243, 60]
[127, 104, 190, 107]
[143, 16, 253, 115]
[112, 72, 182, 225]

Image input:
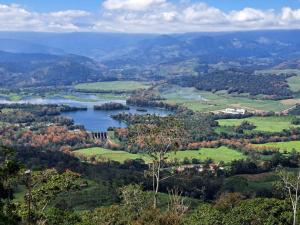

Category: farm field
[160, 85, 290, 113]
[74, 81, 151, 92]
[254, 141, 300, 153]
[218, 116, 300, 132]
[74, 146, 246, 164]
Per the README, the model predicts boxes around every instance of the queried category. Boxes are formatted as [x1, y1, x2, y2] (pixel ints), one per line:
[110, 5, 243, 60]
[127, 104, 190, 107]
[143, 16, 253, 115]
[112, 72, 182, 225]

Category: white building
[222, 108, 246, 115]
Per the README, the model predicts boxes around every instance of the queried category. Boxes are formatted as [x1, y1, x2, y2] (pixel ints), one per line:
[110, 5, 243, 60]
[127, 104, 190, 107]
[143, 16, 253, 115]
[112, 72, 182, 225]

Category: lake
[0, 96, 171, 131]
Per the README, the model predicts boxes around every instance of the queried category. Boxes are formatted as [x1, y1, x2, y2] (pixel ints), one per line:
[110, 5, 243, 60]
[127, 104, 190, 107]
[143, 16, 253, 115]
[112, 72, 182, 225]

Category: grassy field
[254, 141, 300, 153]
[288, 75, 300, 92]
[167, 146, 246, 163]
[73, 147, 150, 163]
[74, 146, 246, 164]
[235, 172, 277, 191]
[161, 85, 290, 113]
[218, 116, 300, 132]
[75, 81, 151, 92]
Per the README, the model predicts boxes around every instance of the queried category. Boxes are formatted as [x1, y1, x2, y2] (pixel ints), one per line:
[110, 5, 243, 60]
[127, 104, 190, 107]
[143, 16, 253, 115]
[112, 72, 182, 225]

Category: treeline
[126, 89, 180, 111]
[170, 69, 293, 99]
[0, 104, 96, 152]
[289, 104, 300, 115]
[94, 102, 129, 111]
[113, 112, 218, 149]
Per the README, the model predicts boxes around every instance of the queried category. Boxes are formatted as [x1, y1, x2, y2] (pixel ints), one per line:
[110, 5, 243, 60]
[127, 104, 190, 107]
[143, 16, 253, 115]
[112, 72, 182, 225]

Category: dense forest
[170, 69, 293, 99]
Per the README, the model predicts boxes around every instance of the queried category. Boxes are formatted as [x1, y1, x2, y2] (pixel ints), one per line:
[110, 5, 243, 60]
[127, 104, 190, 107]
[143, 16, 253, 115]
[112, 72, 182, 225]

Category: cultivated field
[75, 81, 151, 92]
[218, 116, 300, 132]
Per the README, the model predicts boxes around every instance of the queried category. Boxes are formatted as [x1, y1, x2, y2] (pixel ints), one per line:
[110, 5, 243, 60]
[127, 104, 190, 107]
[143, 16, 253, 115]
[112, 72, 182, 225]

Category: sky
[0, 0, 300, 33]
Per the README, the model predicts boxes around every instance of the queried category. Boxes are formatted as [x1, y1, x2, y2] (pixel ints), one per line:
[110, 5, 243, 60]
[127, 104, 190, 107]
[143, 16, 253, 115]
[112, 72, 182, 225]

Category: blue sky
[0, 0, 300, 33]
[1, 0, 299, 12]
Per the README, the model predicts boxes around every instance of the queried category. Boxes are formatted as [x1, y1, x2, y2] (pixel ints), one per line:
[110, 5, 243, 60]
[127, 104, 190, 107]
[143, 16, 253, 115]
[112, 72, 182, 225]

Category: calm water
[0, 96, 171, 131]
[62, 106, 170, 131]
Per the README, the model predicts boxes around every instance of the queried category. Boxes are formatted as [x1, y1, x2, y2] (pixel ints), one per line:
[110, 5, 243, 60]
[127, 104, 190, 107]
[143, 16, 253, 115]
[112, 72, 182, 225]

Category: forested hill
[1, 30, 300, 92]
[0, 51, 106, 88]
[1, 30, 300, 65]
[170, 69, 293, 99]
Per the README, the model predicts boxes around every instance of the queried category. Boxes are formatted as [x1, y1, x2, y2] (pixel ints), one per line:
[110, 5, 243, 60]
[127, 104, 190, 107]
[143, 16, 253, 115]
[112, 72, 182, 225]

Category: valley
[2, 29, 300, 225]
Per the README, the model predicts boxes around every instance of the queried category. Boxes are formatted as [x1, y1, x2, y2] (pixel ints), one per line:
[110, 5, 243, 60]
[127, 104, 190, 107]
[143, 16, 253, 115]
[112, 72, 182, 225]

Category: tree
[276, 167, 300, 225]
[184, 203, 224, 225]
[129, 116, 185, 208]
[223, 198, 292, 225]
[119, 184, 151, 217]
[24, 168, 82, 224]
[214, 192, 244, 211]
[0, 145, 21, 225]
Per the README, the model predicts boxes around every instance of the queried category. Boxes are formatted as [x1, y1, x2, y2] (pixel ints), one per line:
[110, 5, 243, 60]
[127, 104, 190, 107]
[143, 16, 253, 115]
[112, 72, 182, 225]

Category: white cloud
[1, 2, 300, 33]
[0, 4, 90, 32]
[230, 8, 272, 22]
[281, 7, 300, 21]
[182, 3, 226, 24]
[162, 11, 177, 22]
[49, 10, 90, 18]
[102, 0, 166, 11]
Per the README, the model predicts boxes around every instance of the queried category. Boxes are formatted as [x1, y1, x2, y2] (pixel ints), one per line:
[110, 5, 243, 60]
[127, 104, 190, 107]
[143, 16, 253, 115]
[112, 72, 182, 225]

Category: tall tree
[24, 168, 82, 224]
[0, 145, 21, 225]
[129, 116, 185, 208]
[277, 167, 300, 225]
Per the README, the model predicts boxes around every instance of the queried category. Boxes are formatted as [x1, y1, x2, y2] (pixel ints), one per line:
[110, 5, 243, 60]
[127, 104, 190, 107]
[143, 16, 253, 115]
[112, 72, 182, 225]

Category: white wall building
[222, 108, 246, 115]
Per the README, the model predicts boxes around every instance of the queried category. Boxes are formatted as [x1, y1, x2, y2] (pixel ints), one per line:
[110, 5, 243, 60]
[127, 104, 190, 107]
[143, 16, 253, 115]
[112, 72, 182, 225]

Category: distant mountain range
[1, 30, 300, 64]
[0, 30, 300, 88]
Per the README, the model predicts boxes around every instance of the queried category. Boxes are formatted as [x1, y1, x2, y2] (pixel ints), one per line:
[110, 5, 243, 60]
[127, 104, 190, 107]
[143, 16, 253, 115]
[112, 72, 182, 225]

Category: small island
[94, 102, 130, 111]
[136, 108, 148, 112]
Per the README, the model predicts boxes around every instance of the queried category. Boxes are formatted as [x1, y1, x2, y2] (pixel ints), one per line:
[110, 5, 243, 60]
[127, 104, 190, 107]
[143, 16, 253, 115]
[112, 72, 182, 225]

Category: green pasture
[254, 141, 300, 153]
[73, 147, 150, 163]
[288, 75, 300, 92]
[218, 116, 300, 132]
[161, 85, 290, 113]
[74, 146, 246, 164]
[168, 146, 246, 163]
[74, 81, 151, 92]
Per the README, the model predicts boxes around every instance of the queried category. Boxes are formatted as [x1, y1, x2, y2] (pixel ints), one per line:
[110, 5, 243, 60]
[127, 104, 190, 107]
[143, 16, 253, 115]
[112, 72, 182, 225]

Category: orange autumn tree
[129, 116, 186, 208]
